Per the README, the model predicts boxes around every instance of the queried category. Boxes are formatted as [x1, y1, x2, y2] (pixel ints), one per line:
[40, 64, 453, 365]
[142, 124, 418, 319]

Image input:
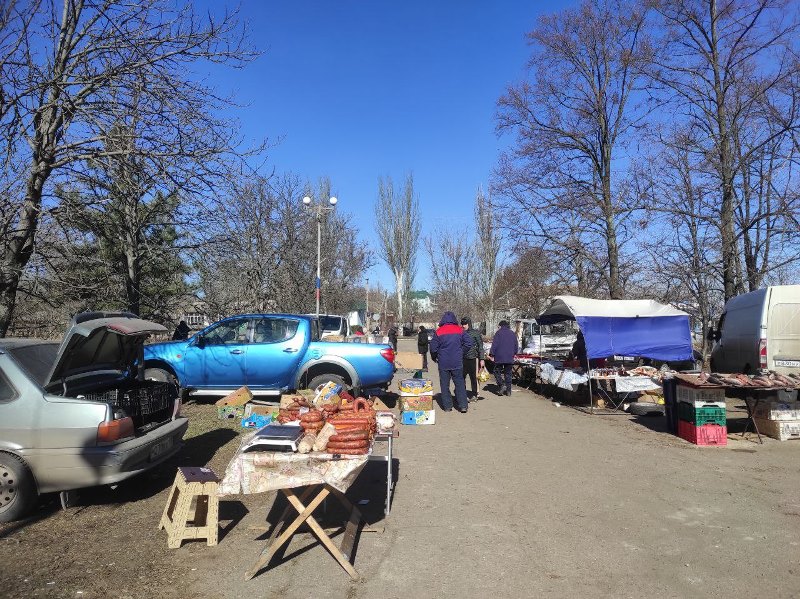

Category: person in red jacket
[429, 311, 474, 412]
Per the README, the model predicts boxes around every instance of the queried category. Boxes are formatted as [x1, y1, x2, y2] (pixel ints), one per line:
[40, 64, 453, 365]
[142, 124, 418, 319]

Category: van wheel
[0, 453, 37, 523]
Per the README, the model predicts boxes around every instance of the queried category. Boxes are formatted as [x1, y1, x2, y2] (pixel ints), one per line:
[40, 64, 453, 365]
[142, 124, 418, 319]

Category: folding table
[218, 439, 371, 581]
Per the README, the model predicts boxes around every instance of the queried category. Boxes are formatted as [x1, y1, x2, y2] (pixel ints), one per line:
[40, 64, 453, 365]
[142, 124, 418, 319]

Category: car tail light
[380, 347, 395, 363]
[759, 338, 768, 370]
[97, 416, 134, 444]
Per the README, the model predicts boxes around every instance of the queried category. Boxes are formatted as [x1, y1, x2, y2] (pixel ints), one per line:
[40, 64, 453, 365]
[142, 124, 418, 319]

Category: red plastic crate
[678, 420, 727, 446]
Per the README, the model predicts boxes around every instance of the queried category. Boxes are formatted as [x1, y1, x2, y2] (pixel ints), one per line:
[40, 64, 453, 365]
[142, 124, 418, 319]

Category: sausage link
[326, 439, 369, 449]
[330, 431, 369, 442]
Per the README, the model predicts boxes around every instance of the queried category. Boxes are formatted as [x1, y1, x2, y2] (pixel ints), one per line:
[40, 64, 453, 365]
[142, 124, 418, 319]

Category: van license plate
[775, 360, 800, 368]
[149, 437, 173, 461]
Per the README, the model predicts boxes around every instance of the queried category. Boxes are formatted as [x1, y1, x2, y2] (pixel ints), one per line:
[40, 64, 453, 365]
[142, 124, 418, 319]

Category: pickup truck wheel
[308, 374, 348, 393]
[0, 453, 36, 523]
[144, 368, 188, 402]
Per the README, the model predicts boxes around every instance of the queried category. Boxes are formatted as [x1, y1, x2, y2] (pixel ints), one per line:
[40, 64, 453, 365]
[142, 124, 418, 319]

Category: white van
[311, 314, 349, 339]
[710, 285, 800, 374]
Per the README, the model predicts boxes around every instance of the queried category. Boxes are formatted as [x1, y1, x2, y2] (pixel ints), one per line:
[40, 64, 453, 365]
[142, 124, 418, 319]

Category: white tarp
[539, 295, 689, 321]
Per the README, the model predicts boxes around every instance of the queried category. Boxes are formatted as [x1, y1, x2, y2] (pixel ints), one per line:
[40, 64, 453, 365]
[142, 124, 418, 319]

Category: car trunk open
[41, 313, 178, 434]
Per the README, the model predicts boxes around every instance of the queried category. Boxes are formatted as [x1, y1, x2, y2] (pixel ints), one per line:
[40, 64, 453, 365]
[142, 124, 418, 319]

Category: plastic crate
[676, 384, 725, 407]
[752, 399, 800, 421]
[678, 402, 726, 426]
[678, 420, 727, 446]
[753, 418, 800, 441]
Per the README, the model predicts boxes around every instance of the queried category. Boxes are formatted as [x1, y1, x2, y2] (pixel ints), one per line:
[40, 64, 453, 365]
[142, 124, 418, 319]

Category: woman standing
[417, 325, 430, 370]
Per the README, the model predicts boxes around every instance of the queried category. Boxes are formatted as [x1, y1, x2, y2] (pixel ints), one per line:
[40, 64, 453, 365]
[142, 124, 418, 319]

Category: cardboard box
[399, 396, 434, 411]
[395, 351, 423, 370]
[244, 403, 278, 418]
[215, 386, 252, 419]
[241, 413, 273, 428]
[401, 409, 436, 425]
[399, 378, 433, 394]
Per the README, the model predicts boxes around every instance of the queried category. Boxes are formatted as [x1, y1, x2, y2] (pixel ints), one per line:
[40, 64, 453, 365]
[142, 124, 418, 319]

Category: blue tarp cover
[539, 296, 693, 362]
[577, 315, 692, 361]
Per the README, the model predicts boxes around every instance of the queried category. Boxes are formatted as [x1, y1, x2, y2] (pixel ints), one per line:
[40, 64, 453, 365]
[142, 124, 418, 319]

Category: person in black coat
[172, 320, 190, 340]
[417, 325, 430, 370]
[388, 326, 398, 352]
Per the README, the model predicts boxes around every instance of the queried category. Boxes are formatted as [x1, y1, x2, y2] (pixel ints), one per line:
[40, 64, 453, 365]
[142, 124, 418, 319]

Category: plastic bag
[477, 366, 490, 383]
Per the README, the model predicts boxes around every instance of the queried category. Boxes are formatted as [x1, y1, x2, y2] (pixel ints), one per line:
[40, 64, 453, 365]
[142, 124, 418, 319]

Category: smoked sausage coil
[353, 398, 370, 414]
[330, 431, 370, 442]
[300, 411, 323, 422]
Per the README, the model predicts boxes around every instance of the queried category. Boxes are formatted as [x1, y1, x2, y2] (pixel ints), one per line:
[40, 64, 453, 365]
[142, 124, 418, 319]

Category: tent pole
[587, 370, 594, 414]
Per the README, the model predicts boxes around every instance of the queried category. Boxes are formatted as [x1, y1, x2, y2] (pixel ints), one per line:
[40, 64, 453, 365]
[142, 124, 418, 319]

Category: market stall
[537, 295, 694, 412]
[217, 386, 397, 579]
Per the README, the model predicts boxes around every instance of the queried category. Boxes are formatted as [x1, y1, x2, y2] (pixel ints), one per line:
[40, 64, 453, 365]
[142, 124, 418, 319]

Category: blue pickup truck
[143, 314, 396, 398]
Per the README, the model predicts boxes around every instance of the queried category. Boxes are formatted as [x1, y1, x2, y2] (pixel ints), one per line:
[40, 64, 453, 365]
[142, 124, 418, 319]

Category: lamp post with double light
[302, 195, 337, 317]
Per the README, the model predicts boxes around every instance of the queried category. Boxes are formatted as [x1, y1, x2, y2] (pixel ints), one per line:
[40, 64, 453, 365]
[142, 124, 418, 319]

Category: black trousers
[463, 357, 478, 397]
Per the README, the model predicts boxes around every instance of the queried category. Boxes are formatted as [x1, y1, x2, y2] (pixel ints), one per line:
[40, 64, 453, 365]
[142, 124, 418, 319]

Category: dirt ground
[2, 338, 800, 598]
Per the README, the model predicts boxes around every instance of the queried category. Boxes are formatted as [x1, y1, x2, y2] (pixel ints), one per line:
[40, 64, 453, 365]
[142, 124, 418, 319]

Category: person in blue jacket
[429, 311, 474, 412]
[489, 320, 519, 396]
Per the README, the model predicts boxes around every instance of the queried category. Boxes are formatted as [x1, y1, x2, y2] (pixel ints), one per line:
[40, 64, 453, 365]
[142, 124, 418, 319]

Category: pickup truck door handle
[230, 349, 244, 355]
[283, 348, 299, 353]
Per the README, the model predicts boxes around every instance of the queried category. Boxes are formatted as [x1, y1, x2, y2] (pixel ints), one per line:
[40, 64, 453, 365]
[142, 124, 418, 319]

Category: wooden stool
[159, 467, 220, 548]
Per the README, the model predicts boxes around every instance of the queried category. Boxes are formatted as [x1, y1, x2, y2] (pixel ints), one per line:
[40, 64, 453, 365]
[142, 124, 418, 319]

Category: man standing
[489, 320, 518, 396]
[388, 325, 398, 352]
[429, 311, 474, 413]
[460, 317, 485, 402]
[417, 325, 430, 370]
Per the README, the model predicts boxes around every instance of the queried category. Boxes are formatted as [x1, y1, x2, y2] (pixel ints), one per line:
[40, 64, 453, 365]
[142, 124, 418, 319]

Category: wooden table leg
[284, 489, 361, 580]
[244, 486, 330, 580]
[265, 485, 317, 545]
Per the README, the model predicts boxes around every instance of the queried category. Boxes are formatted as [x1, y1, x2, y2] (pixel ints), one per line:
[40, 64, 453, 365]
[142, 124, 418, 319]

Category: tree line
[492, 0, 800, 349]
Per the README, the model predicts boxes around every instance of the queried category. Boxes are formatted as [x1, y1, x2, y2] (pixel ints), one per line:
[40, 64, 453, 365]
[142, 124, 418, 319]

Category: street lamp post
[302, 195, 337, 317]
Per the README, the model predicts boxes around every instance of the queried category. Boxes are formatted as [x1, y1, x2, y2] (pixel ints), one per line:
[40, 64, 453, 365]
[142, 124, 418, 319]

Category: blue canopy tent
[538, 296, 693, 412]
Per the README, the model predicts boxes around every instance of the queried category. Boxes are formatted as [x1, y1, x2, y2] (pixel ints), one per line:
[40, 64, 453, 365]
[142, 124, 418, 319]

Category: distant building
[410, 290, 435, 314]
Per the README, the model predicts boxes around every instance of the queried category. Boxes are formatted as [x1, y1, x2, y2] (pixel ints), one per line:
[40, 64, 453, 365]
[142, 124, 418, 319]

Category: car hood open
[45, 312, 167, 389]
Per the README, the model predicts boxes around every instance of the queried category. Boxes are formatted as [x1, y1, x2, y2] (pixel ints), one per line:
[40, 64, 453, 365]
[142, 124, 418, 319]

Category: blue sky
[198, 1, 570, 289]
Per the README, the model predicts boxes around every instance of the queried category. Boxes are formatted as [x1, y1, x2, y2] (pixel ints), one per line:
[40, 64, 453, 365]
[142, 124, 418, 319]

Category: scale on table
[241, 424, 304, 453]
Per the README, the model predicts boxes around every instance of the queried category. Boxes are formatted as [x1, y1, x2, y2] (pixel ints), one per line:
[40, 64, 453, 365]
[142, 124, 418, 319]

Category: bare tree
[650, 0, 800, 300]
[374, 173, 420, 323]
[197, 174, 371, 317]
[0, 0, 256, 335]
[474, 187, 502, 331]
[494, 0, 651, 298]
[424, 230, 476, 318]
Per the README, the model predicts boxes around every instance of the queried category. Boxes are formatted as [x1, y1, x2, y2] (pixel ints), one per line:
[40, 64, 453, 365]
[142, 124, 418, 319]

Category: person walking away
[568, 330, 589, 371]
[388, 326, 398, 352]
[417, 325, 430, 370]
[172, 320, 190, 341]
[429, 311, 474, 412]
[489, 320, 518, 396]
[460, 317, 485, 402]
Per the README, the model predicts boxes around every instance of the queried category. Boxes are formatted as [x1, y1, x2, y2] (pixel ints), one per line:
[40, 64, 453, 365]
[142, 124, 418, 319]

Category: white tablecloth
[539, 362, 589, 390]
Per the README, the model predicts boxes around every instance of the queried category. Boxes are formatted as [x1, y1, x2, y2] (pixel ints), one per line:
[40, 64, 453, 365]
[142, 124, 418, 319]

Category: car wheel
[0, 453, 37, 523]
[628, 401, 665, 416]
[307, 374, 349, 394]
